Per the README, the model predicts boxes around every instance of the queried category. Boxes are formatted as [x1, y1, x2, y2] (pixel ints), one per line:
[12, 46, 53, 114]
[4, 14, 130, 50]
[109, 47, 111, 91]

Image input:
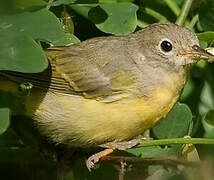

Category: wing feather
[1, 37, 136, 102]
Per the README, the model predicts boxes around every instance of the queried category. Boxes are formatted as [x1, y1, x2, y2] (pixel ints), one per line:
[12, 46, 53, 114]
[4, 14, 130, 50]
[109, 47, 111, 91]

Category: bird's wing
[46, 46, 115, 100]
[1, 45, 134, 102]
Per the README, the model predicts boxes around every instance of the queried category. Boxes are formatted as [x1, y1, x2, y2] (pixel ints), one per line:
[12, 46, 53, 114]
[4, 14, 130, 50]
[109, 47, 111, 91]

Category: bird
[0, 23, 213, 170]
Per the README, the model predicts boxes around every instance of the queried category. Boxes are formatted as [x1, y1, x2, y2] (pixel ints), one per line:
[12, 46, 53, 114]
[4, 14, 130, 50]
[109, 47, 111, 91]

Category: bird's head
[135, 23, 214, 66]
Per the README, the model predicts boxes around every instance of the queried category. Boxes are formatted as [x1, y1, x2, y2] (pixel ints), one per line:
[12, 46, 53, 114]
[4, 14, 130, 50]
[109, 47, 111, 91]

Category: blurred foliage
[1, 0, 214, 179]
[0, 108, 10, 135]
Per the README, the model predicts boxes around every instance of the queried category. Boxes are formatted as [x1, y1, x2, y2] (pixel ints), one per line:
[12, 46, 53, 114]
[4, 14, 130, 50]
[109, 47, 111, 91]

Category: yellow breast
[25, 73, 184, 147]
[0, 71, 187, 147]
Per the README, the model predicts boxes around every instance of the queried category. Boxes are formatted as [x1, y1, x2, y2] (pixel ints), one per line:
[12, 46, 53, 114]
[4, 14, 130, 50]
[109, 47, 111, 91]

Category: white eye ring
[158, 38, 173, 54]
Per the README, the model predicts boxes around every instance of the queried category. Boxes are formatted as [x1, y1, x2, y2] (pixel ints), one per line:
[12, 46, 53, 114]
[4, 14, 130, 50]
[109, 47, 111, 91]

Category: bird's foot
[86, 148, 114, 171]
[86, 137, 150, 171]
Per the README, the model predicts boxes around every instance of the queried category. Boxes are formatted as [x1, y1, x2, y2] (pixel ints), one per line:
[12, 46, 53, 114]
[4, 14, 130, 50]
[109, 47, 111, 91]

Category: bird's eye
[160, 40, 172, 52]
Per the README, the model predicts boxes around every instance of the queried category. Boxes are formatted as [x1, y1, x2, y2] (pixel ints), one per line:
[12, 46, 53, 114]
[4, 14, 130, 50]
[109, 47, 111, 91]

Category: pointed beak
[181, 45, 214, 62]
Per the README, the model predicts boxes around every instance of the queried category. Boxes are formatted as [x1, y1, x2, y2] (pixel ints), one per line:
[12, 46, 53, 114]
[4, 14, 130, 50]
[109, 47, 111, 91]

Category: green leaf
[138, 0, 177, 23]
[70, 3, 138, 35]
[51, 0, 76, 6]
[0, 90, 25, 115]
[70, 4, 93, 19]
[202, 110, 214, 138]
[0, 35, 47, 73]
[0, 9, 66, 46]
[99, 0, 134, 2]
[0, 9, 70, 73]
[88, 3, 138, 35]
[52, 33, 80, 46]
[0, 1, 14, 14]
[126, 145, 181, 157]
[152, 103, 192, 139]
[14, 0, 47, 9]
[51, 0, 133, 6]
[0, 108, 10, 135]
[197, 32, 214, 44]
[199, 41, 208, 49]
[52, 0, 95, 6]
[180, 79, 195, 101]
[199, 81, 214, 115]
[199, 0, 214, 31]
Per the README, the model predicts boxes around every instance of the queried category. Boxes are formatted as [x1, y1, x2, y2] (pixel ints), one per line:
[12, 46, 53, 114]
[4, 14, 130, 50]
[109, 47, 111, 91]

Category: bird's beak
[181, 45, 214, 62]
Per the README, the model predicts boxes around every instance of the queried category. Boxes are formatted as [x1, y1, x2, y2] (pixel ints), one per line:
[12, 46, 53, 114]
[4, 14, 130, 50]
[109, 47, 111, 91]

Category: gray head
[133, 23, 214, 66]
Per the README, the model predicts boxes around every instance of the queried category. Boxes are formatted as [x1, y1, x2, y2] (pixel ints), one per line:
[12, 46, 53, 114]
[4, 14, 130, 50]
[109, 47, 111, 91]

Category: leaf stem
[188, 14, 199, 30]
[144, 8, 167, 22]
[46, 0, 54, 10]
[176, 0, 194, 26]
[164, 0, 181, 16]
[138, 138, 214, 147]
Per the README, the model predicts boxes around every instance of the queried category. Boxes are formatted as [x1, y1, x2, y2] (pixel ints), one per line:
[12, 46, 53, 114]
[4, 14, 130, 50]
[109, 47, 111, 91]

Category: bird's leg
[86, 148, 115, 171]
[86, 137, 150, 171]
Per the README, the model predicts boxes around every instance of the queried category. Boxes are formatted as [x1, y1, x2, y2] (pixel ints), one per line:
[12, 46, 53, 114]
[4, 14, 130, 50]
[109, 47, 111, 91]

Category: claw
[86, 148, 114, 171]
[86, 156, 95, 171]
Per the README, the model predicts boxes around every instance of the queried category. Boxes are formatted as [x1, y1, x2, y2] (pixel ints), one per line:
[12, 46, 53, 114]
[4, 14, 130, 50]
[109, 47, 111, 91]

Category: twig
[176, 0, 194, 26]
[100, 156, 200, 168]
[119, 161, 127, 180]
[138, 138, 214, 147]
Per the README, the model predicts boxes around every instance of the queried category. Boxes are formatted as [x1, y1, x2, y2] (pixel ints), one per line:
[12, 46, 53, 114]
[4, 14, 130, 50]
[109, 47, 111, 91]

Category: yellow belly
[24, 84, 180, 147]
[0, 73, 185, 147]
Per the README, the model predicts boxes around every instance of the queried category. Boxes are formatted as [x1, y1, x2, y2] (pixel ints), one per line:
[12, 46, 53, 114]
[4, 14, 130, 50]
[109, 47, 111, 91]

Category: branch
[100, 156, 200, 168]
